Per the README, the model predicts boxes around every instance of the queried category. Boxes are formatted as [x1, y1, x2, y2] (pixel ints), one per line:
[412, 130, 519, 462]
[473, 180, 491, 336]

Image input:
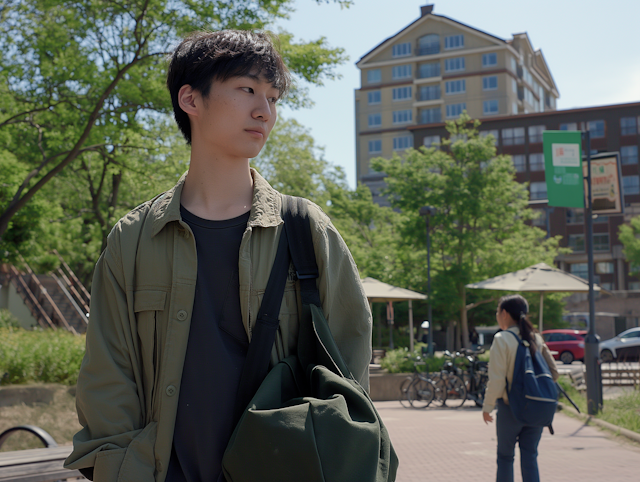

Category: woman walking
[482, 295, 559, 482]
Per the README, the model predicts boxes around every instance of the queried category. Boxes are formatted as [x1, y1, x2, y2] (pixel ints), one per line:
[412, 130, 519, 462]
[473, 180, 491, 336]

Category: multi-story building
[355, 4, 559, 192]
[409, 102, 640, 295]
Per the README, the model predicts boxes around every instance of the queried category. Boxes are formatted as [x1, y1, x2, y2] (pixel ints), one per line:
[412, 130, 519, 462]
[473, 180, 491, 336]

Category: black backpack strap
[234, 208, 291, 420]
[281, 196, 321, 307]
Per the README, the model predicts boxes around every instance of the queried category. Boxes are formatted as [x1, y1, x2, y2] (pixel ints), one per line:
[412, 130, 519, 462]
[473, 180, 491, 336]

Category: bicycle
[430, 350, 467, 407]
[399, 356, 436, 409]
[460, 348, 489, 407]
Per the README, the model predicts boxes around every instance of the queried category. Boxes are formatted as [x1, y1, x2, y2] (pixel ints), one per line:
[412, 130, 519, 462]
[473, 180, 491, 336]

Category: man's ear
[178, 85, 198, 116]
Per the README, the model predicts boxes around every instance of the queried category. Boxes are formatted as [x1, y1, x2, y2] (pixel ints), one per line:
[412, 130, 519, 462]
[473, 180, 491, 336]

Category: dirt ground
[0, 384, 81, 452]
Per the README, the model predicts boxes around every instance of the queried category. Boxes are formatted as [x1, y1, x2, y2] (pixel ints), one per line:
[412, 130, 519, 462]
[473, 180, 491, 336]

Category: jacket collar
[150, 168, 282, 237]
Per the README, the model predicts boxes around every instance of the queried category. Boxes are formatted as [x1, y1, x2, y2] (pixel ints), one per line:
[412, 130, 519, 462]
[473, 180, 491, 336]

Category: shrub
[380, 344, 444, 373]
[0, 310, 21, 329]
[0, 328, 85, 385]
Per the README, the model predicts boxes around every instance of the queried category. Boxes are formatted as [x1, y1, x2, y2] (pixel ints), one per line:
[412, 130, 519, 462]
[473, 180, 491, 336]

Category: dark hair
[166, 30, 291, 144]
[498, 294, 537, 353]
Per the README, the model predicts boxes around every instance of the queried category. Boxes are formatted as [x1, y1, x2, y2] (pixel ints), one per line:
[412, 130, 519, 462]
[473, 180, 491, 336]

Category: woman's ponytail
[498, 295, 537, 354]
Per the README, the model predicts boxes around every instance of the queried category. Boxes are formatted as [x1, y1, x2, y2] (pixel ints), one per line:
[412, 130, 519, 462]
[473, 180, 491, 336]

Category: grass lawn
[558, 376, 640, 435]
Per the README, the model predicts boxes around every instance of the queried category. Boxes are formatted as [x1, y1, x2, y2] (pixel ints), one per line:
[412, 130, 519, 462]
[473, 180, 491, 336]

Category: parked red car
[541, 329, 586, 364]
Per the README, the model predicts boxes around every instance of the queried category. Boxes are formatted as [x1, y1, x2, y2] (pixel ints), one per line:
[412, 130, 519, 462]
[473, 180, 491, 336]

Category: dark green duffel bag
[222, 196, 398, 482]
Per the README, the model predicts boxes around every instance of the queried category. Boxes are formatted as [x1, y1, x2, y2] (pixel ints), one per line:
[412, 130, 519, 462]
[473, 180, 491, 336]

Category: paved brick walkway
[374, 400, 640, 482]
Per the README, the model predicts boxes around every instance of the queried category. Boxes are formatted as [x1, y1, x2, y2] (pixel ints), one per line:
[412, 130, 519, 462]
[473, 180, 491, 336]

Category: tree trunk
[460, 284, 470, 349]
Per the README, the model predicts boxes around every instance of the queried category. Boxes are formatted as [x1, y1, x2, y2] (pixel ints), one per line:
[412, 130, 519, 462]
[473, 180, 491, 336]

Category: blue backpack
[504, 330, 558, 427]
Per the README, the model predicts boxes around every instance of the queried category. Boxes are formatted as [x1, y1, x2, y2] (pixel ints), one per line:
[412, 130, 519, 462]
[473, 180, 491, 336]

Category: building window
[512, 154, 526, 172]
[392, 109, 412, 124]
[444, 57, 465, 72]
[596, 262, 614, 274]
[444, 34, 464, 50]
[392, 86, 412, 101]
[512, 102, 518, 114]
[480, 130, 499, 145]
[420, 107, 441, 124]
[418, 85, 440, 101]
[587, 120, 605, 138]
[483, 100, 499, 115]
[368, 113, 382, 128]
[593, 234, 610, 252]
[502, 127, 525, 145]
[593, 214, 608, 224]
[483, 53, 497, 67]
[367, 69, 381, 84]
[629, 281, 640, 290]
[368, 139, 382, 154]
[566, 209, 585, 224]
[528, 125, 545, 143]
[529, 153, 545, 171]
[570, 263, 588, 280]
[393, 136, 413, 150]
[445, 79, 466, 95]
[418, 34, 440, 56]
[418, 62, 440, 79]
[368, 91, 381, 105]
[621, 145, 638, 165]
[560, 122, 578, 131]
[392, 42, 411, 57]
[446, 103, 466, 118]
[568, 235, 585, 253]
[529, 181, 547, 200]
[482, 76, 498, 91]
[623, 175, 640, 195]
[392, 64, 412, 80]
[532, 208, 547, 227]
[621, 117, 638, 135]
[423, 135, 441, 148]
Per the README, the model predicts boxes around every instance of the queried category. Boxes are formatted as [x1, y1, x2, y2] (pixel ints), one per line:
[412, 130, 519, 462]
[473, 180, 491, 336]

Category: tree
[619, 216, 640, 279]
[0, 0, 350, 241]
[371, 114, 563, 349]
[253, 117, 404, 282]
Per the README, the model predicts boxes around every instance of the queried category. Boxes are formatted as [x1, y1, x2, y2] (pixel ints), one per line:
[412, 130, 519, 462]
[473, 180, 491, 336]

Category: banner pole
[583, 130, 602, 415]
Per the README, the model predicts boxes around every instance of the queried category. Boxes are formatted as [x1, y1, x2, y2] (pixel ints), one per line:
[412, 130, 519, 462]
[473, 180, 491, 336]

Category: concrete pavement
[375, 400, 640, 482]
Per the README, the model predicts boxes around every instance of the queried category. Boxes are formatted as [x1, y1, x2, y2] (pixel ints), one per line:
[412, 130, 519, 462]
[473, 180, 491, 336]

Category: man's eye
[242, 87, 254, 94]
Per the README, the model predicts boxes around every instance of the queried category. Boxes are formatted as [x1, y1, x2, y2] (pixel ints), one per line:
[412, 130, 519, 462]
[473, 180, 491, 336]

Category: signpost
[543, 131, 607, 415]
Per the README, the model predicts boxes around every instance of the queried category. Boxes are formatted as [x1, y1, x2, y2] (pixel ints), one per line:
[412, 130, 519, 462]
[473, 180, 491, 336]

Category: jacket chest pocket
[134, 290, 168, 422]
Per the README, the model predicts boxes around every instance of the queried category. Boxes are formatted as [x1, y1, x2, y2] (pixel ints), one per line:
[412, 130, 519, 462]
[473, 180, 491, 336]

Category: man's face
[192, 73, 279, 160]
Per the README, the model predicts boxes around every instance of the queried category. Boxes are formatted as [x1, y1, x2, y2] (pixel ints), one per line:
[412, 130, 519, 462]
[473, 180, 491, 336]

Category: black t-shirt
[166, 206, 251, 482]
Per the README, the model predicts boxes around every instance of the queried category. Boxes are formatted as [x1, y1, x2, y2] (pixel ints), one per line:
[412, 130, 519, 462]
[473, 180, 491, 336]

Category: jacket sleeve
[539, 338, 560, 381]
[308, 203, 373, 391]
[482, 333, 509, 413]
[64, 232, 156, 482]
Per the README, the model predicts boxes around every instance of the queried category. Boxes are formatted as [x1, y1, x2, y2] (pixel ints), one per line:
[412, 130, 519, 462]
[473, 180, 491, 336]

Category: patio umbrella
[465, 262, 606, 332]
[361, 277, 427, 351]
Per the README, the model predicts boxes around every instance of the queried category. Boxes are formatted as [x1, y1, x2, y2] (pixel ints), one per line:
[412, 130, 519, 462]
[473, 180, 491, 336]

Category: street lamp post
[420, 206, 435, 356]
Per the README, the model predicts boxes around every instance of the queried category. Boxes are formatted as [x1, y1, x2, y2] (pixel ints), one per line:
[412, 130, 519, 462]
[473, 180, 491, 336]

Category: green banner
[543, 131, 584, 208]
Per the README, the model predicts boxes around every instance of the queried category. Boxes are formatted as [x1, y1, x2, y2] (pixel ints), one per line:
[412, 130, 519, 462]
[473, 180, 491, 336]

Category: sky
[274, 0, 640, 188]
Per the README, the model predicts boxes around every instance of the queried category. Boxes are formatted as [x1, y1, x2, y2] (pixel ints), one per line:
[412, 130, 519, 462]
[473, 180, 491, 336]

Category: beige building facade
[355, 4, 559, 184]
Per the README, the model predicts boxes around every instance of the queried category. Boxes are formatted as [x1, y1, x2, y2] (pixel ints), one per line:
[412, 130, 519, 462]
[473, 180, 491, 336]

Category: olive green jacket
[64, 169, 372, 482]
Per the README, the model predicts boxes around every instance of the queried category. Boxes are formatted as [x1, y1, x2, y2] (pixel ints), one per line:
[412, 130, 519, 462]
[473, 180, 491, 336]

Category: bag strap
[281, 196, 354, 380]
[234, 210, 291, 419]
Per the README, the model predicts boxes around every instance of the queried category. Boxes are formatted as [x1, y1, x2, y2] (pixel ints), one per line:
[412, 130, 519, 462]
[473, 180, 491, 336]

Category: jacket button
[177, 310, 188, 321]
[166, 385, 177, 396]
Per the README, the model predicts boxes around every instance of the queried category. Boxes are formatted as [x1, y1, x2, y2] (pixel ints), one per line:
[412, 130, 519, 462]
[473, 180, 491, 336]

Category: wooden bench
[601, 366, 640, 388]
[0, 445, 84, 481]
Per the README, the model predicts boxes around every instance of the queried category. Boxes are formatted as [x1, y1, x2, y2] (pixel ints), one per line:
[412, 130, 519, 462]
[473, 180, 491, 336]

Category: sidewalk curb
[558, 402, 640, 444]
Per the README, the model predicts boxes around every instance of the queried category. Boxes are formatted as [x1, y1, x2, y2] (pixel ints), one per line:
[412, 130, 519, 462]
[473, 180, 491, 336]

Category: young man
[64, 30, 372, 482]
